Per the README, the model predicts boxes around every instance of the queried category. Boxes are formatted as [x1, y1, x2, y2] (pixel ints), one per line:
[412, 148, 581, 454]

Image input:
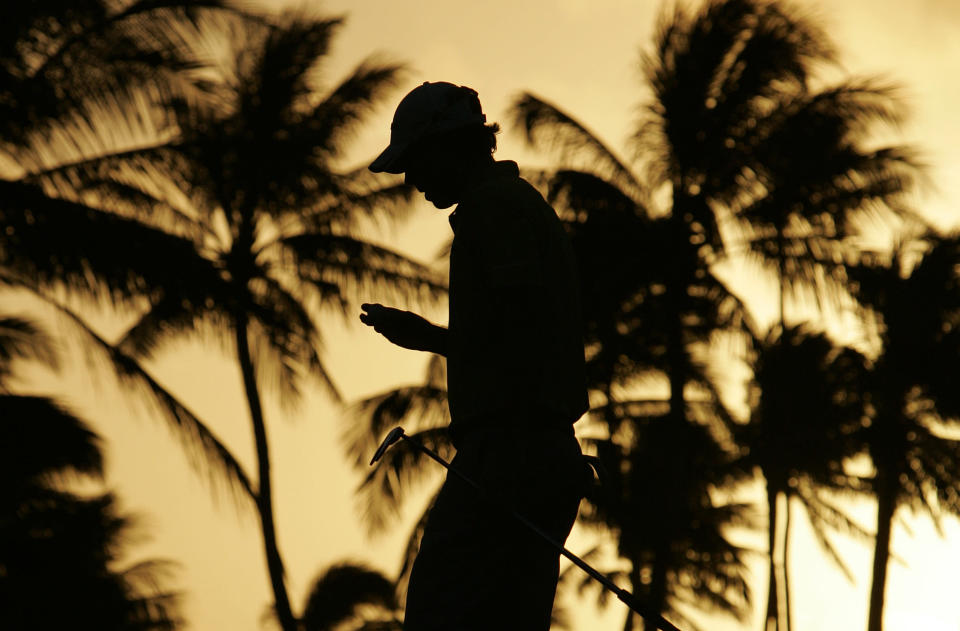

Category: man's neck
[458, 157, 502, 197]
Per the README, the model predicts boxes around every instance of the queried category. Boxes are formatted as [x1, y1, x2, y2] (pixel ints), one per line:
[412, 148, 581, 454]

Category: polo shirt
[446, 160, 589, 440]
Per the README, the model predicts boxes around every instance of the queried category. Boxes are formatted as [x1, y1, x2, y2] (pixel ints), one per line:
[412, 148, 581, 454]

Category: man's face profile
[403, 137, 461, 210]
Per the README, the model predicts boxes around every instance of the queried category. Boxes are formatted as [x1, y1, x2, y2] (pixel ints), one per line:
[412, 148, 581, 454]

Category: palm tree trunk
[623, 556, 667, 631]
[770, 250, 788, 631]
[666, 213, 689, 434]
[783, 495, 793, 631]
[235, 312, 297, 631]
[649, 547, 669, 631]
[764, 484, 779, 631]
[624, 562, 642, 631]
[777, 239, 787, 333]
[867, 467, 896, 631]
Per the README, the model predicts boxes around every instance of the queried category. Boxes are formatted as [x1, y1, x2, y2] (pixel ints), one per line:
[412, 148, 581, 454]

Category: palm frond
[301, 561, 399, 631]
[115, 282, 232, 361]
[0, 315, 59, 382]
[343, 355, 450, 536]
[278, 232, 447, 311]
[0, 179, 218, 307]
[7, 281, 256, 510]
[792, 486, 872, 581]
[248, 275, 339, 405]
[353, 427, 452, 536]
[509, 93, 646, 203]
[287, 172, 415, 236]
[0, 394, 104, 482]
[119, 559, 185, 630]
[305, 57, 405, 159]
[547, 169, 649, 223]
[241, 14, 342, 126]
[23, 141, 214, 241]
[640, 0, 821, 182]
[344, 386, 449, 471]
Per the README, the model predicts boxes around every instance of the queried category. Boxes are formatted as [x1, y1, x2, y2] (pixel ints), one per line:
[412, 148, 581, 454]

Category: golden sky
[27, 1, 960, 630]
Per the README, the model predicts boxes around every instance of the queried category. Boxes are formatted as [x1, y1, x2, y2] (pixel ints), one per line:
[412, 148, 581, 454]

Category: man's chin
[425, 194, 455, 209]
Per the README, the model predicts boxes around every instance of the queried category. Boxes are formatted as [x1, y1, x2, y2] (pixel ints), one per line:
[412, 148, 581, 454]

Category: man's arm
[359, 303, 447, 356]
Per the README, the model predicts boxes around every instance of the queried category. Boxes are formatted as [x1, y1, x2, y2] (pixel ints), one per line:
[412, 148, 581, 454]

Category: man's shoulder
[460, 161, 551, 219]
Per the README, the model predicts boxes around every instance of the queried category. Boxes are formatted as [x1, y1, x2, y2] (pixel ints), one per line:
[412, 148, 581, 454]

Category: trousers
[403, 425, 588, 630]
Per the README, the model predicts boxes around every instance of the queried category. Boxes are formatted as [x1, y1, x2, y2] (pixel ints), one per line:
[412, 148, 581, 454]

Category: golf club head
[370, 427, 406, 465]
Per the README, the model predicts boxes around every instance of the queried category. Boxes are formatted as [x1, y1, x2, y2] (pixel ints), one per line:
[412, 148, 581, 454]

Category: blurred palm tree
[551, 174, 754, 629]
[343, 355, 451, 620]
[578, 406, 754, 631]
[264, 560, 404, 630]
[0, 0, 227, 155]
[848, 233, 960, 631]
[345, 358, 579, 629]
[286, 558, 572, 631]
[740, 325, 873, 630]
[0, 0, 261, 530]
[60, 12, 437, 631]
[299, 561, 403, 631]
[732, 83, 917, 326]
[3, 5, 443, 630]
[511, 1, 919, 628]
[0, 314, 183, 630]
[345, 355, 450, 538]
[727, 68, 917, 631]
[731, 81, 918, 631]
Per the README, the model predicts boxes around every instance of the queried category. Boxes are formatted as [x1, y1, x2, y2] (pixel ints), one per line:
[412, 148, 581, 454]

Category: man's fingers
[360, 303, 407, 339]
[360, 303, 382, 327]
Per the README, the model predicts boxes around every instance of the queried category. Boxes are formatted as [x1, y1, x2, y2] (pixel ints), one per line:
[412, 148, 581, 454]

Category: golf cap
[369, 81, 487, 174]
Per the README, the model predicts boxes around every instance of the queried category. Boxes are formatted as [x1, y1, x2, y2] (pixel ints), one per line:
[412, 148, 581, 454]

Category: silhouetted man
[361, 81, 589, 630]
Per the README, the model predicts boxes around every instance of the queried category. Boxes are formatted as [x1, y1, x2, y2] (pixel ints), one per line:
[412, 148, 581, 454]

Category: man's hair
[470, 122, 501, 155]
[431, 122, 501, 160]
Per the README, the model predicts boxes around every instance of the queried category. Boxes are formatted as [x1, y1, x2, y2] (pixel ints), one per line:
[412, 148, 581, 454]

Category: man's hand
[360, 303, 447, 355]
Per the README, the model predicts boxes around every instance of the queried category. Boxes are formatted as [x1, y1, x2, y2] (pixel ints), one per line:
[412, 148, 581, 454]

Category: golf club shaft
[401, 433, 683, 631]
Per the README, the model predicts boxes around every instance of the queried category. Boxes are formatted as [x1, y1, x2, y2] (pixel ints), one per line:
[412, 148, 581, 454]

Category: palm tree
[343, 354, 451, 582]
[0, 0, 261, 513]
[0, 2, 440, 629]
[0, 0, 230, 154]
[578, 405, 755, 631]
[512, 1, 920, 628]
[730, 80, 918, 630]
[1, 4, 441, 629]
[740, 325, 873, 631]
[0, 315, 183, 630]
[22, 13, 442, 631]
[548, 169, 754, 629]
[732, 82, 918, 327]
[728, 78, 917, 631]
[298, 561, 403, 631]
[847, 233, 960, 631]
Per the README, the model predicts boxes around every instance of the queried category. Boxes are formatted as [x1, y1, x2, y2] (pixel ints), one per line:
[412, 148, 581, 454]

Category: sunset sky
[25, 1, 960, 630]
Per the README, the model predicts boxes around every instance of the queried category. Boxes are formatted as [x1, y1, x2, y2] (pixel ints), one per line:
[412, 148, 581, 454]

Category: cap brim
[369, 143, 406, 174]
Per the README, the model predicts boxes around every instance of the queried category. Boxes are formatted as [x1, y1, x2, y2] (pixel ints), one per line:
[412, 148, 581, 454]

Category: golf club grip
[399, 433, 685, 631]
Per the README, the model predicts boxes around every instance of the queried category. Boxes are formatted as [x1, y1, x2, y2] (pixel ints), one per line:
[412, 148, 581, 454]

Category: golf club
[370, 426, 685, 631]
